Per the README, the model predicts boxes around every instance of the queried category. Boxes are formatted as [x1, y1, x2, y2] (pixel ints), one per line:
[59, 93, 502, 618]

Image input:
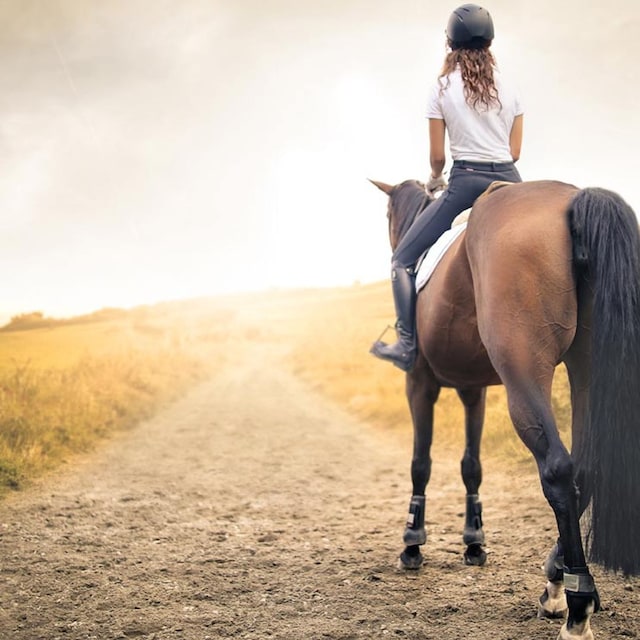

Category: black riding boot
[370, 262, 417, 372]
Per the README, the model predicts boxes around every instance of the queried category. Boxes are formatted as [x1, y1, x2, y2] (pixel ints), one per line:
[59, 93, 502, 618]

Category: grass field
[0, 283, 572, 495]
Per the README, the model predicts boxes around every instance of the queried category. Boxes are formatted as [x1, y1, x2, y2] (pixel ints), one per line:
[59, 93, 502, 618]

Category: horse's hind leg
[538, 331, 593, 621]
[399, 361, 439, 570]
[505, 373, 599, 640]
[457, 387, 487, 566]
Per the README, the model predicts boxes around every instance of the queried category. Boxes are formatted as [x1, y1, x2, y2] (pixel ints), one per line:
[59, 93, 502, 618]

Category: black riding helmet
[446, 4, 494, 47]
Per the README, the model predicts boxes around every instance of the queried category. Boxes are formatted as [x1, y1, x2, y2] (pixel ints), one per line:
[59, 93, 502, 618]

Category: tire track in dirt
[0, 343, 638, 639]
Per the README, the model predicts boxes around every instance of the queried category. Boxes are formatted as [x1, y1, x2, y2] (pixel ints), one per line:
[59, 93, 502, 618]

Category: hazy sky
[1, 0, 638, 318]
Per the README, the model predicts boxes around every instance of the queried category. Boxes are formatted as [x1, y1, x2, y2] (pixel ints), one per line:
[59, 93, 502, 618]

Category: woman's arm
[509, 114, 523, 162]
[429, 118, 446, 177]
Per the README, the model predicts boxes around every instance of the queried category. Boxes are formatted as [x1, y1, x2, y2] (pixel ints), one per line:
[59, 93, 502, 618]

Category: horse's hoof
[398, 547, 424, 570]
[538, 582, 568, 619]
[557, 622, 594, 640]
[463, 544, 487, 566]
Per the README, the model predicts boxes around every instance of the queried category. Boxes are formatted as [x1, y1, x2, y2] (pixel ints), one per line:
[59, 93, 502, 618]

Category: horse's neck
[395, 188, 431, 242]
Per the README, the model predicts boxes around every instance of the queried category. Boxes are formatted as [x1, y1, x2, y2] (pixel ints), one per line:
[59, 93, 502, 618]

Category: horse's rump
[467, 181, 579, 373]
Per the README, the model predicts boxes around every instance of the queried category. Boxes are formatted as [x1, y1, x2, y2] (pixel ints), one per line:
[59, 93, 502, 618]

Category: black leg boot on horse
[370, 261, 417, 372]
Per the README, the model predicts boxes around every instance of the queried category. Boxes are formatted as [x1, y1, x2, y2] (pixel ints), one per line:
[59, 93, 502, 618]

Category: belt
[453, 160, 515, 171]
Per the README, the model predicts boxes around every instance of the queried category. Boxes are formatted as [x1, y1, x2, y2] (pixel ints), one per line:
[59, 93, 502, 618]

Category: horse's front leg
[457, 387, 487, 566]
[399, 360, 439, 570]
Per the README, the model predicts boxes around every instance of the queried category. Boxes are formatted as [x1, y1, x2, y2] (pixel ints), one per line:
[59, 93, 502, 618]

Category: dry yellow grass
[0, 302, 236, 494]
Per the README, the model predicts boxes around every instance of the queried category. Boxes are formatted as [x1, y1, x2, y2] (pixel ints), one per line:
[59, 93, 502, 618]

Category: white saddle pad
[415, 221, 467, 292]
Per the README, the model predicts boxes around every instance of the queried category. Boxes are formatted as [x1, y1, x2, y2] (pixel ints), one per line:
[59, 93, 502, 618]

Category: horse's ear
[368, 179, 394, 195]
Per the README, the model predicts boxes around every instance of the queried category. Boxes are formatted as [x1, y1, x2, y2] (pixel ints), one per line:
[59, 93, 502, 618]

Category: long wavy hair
[439, 40, 500, 111]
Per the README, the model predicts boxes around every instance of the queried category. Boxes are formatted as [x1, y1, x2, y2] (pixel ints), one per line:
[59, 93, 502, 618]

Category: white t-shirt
[426, 67, 523, 163]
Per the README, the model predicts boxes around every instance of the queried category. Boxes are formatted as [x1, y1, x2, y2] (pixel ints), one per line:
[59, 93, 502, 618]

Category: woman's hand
[426, 174, 447, 194]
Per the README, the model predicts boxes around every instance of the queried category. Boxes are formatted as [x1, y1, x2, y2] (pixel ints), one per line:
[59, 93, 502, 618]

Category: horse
[370, 178, 640, 640]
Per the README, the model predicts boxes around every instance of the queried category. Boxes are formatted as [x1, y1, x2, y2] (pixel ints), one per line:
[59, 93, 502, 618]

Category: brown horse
[371, 178, 640, 640]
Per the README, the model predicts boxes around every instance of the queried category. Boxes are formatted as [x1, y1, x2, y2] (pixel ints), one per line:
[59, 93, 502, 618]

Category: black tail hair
[570, 187, 640, 575]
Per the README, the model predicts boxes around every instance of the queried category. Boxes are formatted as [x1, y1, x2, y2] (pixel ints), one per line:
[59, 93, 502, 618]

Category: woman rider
[371, 3, 524, 372]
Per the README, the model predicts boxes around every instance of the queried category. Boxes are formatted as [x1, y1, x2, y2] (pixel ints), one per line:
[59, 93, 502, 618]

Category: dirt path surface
[0, 344, 638, 640]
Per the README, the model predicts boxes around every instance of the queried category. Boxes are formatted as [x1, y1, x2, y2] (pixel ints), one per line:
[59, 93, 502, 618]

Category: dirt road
[0, 344, 638, 640]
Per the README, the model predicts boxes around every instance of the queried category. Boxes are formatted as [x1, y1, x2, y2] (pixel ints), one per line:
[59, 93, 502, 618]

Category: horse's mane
[391, 181, 433, 241]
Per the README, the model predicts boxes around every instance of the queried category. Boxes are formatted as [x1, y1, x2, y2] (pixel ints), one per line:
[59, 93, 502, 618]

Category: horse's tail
[569, 187, 640, 575]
